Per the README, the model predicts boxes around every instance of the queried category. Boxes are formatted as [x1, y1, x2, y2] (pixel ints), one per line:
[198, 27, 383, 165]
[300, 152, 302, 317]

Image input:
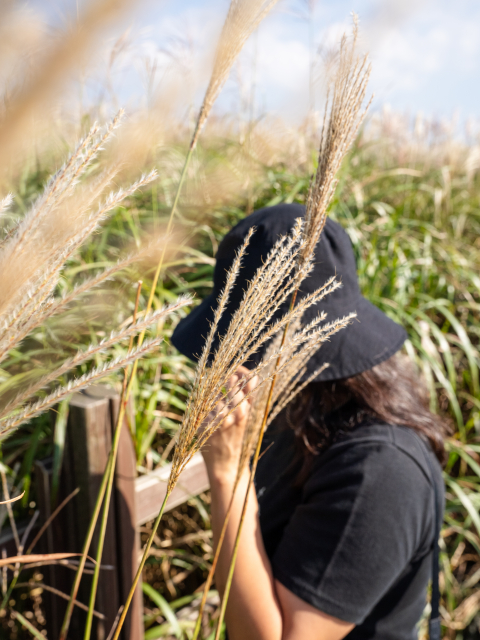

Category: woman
[171, 203, 448, 640]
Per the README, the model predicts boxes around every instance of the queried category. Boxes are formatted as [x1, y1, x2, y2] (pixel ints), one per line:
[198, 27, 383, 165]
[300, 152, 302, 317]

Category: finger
[227, 375, 246, 406]
[235, 366, 258, 394]
[233, 367, 258, 407]
[244, 373, 259, 399]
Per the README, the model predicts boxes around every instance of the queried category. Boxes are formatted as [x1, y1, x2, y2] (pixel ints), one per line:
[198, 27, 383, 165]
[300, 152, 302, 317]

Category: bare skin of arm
[201, 366, 355, 640]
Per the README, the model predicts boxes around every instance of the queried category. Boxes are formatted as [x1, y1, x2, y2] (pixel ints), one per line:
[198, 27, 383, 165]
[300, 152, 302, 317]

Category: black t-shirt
[255, 419, 444, 640]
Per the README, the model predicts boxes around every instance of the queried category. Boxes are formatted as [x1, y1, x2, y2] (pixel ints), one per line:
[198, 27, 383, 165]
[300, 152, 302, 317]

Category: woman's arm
[201, 367, 355, 640]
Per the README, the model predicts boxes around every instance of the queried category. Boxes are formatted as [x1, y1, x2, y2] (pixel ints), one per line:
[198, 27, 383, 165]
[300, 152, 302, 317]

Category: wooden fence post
[35, 387, 142, 640]
[85, 386, 143, 640]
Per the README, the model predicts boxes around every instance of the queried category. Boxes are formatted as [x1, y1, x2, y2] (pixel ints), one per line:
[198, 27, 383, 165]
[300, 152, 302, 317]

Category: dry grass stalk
[0, 336, 162, 437]
[234, 17, 372, 470]
[191, 311, 354, 638]
[0, 113, 192, 439]
[0, 194, 13, 218]
[300, 16, 372, 268]
[0, 161, 156, 363]
[13, 582, 105, 619]
[36, 238, 171, 325]
[0, 298, 190, 422]
[132, 0, 283, 381]
[167, 218, 347, 494]
[110, 218, 350, 640]
[191, 0, 280, 149]
[0, 114, 159, 366]
[234, 17, 372, 479]
[0, 115, 122, 318]
[0, 0, 132, 167]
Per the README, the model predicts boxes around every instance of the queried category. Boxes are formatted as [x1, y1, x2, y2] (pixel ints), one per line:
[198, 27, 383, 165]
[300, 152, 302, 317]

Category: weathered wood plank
[68, 390, 121, 639]
[85, 386, 143, 640]
[135, 453, 209, 525]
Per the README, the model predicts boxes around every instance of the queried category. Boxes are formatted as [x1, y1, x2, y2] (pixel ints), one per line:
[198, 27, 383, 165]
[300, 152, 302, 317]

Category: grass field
[0, 105, 479, 639]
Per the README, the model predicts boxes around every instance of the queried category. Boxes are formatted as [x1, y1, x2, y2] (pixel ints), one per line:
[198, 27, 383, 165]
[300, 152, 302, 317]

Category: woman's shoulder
[308, 422, 443, 501]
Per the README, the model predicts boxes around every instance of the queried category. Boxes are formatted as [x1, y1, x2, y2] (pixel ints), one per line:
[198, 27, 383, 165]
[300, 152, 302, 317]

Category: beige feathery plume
[0, 0, 132, 168]
[0, 114, 123, 316]
[197, 22, 373, 638]
[0, 337, 163, 437]
[237, 20, 372, 472]
[32, 236, 175, 327]
[236, 19, 372, 463]
[167, 218, 349, 494]
[0, 298, 191, 423]
[0, 114, 159, 365]
[0, 194, 13, 218]
[300, 16, 372, 268]
[236, 312, 355, 478]
[190, 0, 280, 150]
[0, 113, 191, 437]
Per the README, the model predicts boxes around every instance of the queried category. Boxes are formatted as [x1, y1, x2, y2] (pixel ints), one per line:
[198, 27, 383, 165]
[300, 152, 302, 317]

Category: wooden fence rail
[0, 386, 210, 640]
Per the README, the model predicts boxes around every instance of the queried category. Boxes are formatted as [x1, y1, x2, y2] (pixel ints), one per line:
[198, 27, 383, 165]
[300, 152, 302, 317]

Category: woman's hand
[200, 365, 257, 482]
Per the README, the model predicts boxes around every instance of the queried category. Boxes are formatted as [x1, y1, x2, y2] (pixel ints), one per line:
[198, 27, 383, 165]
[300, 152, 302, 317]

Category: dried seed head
[300, 17, 372, 269]
[0, 114, 187, 438]
[191, 0, 280, 149]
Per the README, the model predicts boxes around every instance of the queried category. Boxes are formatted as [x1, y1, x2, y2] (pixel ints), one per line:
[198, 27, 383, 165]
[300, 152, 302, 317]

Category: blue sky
[35, 0, 480, 123]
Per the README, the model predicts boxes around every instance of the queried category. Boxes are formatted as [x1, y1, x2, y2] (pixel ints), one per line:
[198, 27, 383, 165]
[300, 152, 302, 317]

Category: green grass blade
[51, 397, 70, 506]
[142, 582, 182, 638]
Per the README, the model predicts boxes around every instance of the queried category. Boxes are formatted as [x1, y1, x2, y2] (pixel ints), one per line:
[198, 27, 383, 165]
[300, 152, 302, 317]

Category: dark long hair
[287, 353, 451, 482]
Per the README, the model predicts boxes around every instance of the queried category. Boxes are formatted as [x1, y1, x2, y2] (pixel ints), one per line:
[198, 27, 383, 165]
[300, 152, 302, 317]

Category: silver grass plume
[191, 0, 280, 149]
[300, 17, 372, 268]
[199, 21, 372, 637]
[236, 312, 355, 478]
[6, 113, 123, 263]
[167, 218, 351, 494]
[0, 114, 124, 321]
[0, 337, 164, 437]
[237, 19, 372, 460]
[0, 155, 156, 364]
[0, 297, 191, 421]
[238, 19, 373, 469]
[32, 237, 172, 327]
[0, 194, 13, 218]
[0, 113, 188, 438]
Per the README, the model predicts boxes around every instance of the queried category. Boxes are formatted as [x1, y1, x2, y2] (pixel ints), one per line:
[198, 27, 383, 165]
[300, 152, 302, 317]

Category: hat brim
[171, 292, 406, 382]
[303, 295, 407, 381]
[170, 292, 219, 363]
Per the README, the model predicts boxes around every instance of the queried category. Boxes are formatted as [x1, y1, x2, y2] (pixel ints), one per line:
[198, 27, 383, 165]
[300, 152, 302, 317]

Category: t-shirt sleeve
[271, 440, 432, 624]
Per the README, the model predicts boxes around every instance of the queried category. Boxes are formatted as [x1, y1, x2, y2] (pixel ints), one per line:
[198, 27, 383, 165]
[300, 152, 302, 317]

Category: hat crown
[214, 203, 361, 303]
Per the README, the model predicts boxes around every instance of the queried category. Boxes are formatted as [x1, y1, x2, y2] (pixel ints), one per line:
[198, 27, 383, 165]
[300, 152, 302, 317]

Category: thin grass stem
[114, 138, 195, 453]
[83, 281, 143, 640]
[11, 610, 45, 640]
[144, 144, 194, 321]
[192, 492, 236, 640]
[110, 492, 170, 640]
[0, 487, 80, 611]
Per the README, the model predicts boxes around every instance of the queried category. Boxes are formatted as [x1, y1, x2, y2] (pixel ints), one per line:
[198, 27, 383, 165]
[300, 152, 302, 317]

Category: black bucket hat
[171, 203, 407, 381]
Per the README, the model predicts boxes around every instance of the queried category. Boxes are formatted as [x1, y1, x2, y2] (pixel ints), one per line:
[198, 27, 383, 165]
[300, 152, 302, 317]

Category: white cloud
[61, 0, 480, 119]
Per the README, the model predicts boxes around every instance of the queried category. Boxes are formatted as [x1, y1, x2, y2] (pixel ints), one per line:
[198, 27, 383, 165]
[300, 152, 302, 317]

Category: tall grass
[0, 2, 477, 638]
[2, 108, 478, 639]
